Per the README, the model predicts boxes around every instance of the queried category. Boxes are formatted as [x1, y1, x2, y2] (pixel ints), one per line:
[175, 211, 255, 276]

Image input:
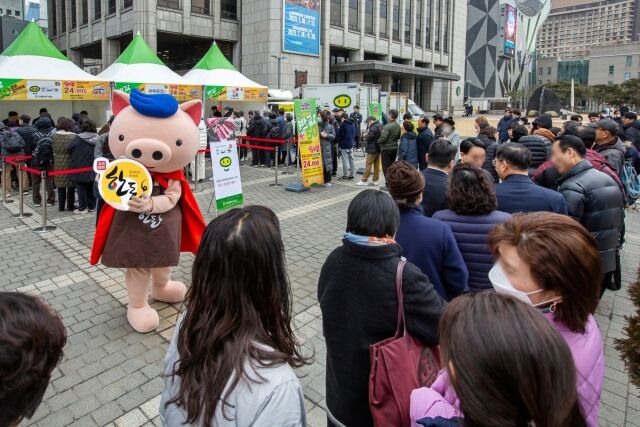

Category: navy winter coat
[398, 131, 419, 168]
[337, 118, 357, 149]
[519, 135, 552, 175]
[496, 174, 568, 214]
[432, 209, 511, 291]
[416, 126, 434, 170]
[396, 206, 469, 300]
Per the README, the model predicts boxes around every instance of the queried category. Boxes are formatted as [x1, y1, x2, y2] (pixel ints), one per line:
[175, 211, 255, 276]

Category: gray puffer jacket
[594, 138, 626, 177]
[557, 160, 624, 273]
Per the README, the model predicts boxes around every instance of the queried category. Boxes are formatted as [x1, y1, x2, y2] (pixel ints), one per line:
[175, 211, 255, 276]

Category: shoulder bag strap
[395, 257, 407, 338]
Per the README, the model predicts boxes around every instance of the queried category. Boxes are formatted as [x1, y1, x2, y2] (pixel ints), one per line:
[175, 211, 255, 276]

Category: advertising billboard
[503, 4, 517, 58]
[283, 0, 321, 56]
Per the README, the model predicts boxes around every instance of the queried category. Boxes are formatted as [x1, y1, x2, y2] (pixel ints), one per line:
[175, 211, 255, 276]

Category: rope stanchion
[33, 170, 56, 233]
[1, 157, 13, 205]
[12, 163, 32, 219]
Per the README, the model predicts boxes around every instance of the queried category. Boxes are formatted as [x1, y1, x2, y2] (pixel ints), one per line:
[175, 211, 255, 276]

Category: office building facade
[47, 0, 465, 111]
[0, 0, 23, 18]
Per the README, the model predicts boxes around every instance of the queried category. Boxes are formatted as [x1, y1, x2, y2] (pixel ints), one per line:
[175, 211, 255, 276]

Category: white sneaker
[371, 181, 379, 187]
[356, 181, 368, 187]
[324, 183, 333, 187]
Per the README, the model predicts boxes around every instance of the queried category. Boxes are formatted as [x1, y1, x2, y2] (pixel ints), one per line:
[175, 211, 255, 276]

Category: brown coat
[52, 131, 76, 188]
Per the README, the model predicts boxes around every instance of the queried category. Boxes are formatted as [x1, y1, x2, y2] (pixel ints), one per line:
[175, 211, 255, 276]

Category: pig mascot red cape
[91, 89, 206, 333]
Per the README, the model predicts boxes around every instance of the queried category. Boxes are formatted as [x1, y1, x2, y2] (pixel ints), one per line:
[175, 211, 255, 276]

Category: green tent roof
[192, 42, 237, 72]
[115, 33, 165, 65]
[2, 21, 68, 60]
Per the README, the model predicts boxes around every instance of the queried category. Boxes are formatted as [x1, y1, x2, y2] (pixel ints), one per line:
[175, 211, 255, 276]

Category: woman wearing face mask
[410, 292, 586, 427]
[488, 212, 603, 427]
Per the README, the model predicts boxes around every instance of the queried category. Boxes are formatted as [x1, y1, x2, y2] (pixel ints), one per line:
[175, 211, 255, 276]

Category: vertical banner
[209, 118, 244, 210]
[369, 102, 383, 122]
[294, 99, 324, 187]
[283, 0, 321, 56]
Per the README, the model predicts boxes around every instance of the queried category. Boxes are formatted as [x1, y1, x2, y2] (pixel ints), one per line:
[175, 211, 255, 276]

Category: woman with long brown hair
[410, 292, 586, 427]
[160, 206, 310, 426]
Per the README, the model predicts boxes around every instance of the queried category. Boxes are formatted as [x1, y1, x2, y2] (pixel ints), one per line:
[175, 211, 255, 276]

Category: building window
[15, 10, 19, 16]
[108, 0, 116, 14]
[349, 0, 359, 31]
[331, 0, 342, 27]
[71, 0, 76, 28]
[330, 48, 350, 64]
[51, 0, 57, 35]
[547, 67, 551, 75]
[434, 0, 440, 50]
[220, 0, 236, 19]
[442, 0, 449, 53]
[626, 55, 632, 67]
[158, 0, 180, 9]
[415, 0, 422, 46]
[608, 65, 614, 74]
[425, 0, 431, 48]
[122, 0, 132, 9]
[538, 67, 543, 75]
[61, 0, 66, 31]
[379, 0, 388, 38]
[624, 72, 631, 80]
[365, 0, 374, 34]
[6, 10, 10, 15]
[404, 0, 412, 44]
[94, 0, 101, 19]
[81, 0, 88, 24]
[192, 0, 210, 14]
[392, 0, 400, 41]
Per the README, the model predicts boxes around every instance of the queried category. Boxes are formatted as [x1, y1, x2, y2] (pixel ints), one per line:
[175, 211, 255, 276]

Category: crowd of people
[1, 104, 639, 427]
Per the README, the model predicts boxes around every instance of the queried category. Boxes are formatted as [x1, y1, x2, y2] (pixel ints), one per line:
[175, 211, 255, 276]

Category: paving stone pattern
[0, 156, 638, 427]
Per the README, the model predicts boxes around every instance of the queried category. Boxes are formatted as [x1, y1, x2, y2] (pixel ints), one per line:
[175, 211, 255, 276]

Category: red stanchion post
[12, 163, 32, 219]
[33, 170, 56, 233]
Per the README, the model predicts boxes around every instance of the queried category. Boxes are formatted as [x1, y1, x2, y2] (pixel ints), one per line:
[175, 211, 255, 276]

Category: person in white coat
[189, 119, 207, 182]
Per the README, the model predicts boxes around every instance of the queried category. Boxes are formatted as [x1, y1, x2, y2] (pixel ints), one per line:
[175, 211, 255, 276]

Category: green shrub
[614, 275, 640, 387]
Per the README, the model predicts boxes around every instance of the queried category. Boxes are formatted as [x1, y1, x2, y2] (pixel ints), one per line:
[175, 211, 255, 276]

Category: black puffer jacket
[519, 135, 551, 175]
[622, 120, 640, 150]
[594, 138, 626, 177]
[67, 132, 98, 183]
[557, 160, 624, 273]
[364, 121, 382, 154]
[478, 134, 499, 182]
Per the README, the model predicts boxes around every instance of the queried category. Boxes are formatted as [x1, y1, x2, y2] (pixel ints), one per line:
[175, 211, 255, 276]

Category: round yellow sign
[95, 158, 153, 211]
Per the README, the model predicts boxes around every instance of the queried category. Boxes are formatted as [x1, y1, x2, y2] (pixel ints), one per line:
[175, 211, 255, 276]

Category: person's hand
[127, 196, 152, 213]
[320, 131, 327, 138]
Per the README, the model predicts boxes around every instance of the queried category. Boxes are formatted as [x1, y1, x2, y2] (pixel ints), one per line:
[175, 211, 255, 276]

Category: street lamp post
[271, 55, 288, 89]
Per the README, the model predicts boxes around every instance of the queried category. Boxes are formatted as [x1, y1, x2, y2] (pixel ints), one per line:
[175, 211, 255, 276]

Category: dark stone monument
[526, 86, 561, 117]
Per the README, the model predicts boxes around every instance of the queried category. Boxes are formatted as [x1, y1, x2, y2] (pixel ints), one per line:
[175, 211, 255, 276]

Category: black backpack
[32, 131, 55, 167]
[1, 130, 24, 154]
[267, 122, 284, 140]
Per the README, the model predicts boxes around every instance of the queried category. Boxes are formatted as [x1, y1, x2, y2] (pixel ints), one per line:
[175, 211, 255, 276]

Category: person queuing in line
[2, 111, 19, 127]
[489, 212, 604, 426]
[283, 113, 295, 165]
[571, 114, 584, 124]
[459, 138, 486, 169]
[410, 292, 587, 427]
[318, 190, 445, 427]
[31, 116, 56, 207]
[222, 105, 233, 118]
[71, 112, 82, 133]
[233, 111, 248, 163]
[474, 116, 489, 134]
[551, 135, 624, 297]
[478, 125, 499, 182]
[67, 120, 100, 214]
[497, 107, 514, 143]
[388, 161, 468, 300]
[516, 124, 552, 176]
[398, 120, 419, 168]
[433, 164, 510, 292]
[161, 206, 309, 426]
[533, 126, 624, 194]
[52, 118, 77, 212]
[378, 109, 401, 190]
[318, 110, 336, 187]
[357, 115, 383, 187]
[330, 108, 342, 177]
[0, 292, 67, 427]
[588, 112, 600, 123]
[276, 108, 287, 164]
[416, 116, 433, 170]
[14, 114, 36, 191]
[421, 139, 457, 217]
[441, 118, 461, 157]
[336, 112, 356, 181]
[494, 143, 568, 214]
[622, 112, 640, 150]
[432, 114, 444, 138]
[594, 119, 626, 177]
[0, 122, 25, 199]
[247, 110, 266, 167]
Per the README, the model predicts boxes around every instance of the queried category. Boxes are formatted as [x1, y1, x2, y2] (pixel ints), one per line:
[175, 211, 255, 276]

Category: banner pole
[270, 146, 282, 187]
[12, 164, 31, 219]
[33, 171, 56, 233]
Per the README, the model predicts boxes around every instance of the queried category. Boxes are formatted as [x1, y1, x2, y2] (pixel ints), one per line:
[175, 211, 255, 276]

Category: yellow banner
[0, 79, 111, 101]
[294, 99, 324, 187]
[205, 85, 268, 101]
[115, 82, 201, 101]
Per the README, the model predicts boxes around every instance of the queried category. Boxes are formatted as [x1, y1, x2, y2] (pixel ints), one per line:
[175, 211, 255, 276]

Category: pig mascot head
[110, 89, 202, 172]
[91, 89, 206, 333]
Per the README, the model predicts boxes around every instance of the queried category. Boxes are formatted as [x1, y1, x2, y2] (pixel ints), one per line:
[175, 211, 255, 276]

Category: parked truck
[301, 83, 381, 119]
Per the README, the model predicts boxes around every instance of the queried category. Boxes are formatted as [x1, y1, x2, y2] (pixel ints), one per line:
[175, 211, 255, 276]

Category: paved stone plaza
[0, 155, 638, 427]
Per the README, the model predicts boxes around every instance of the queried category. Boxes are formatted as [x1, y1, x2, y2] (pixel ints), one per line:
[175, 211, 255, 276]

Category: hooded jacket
[364, 121, 382, 154]
[557, 160, 624, 273]
[246, 115, 265, 138]
[67, 131, 99, 182]
[622, 120, 640, 150]
[16, 124, 37, 154]
[594, 137, 626, 177]
[398, 131, 419, 167]
[336, 118, 356, 149]
[519, 134, 551, 175]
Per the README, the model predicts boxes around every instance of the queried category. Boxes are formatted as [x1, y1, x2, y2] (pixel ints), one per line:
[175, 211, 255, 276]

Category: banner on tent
[0, 79, 110, 101]
[114, 82, 201, 101]
[294, 98, 324, 187]
[204, 85, 268, 101]
[282, 0, 321, 57]
[209, 118, 244, 210]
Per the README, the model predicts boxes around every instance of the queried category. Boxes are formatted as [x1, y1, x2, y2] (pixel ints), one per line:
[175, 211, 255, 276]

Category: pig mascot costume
[91, 90, 206, 333]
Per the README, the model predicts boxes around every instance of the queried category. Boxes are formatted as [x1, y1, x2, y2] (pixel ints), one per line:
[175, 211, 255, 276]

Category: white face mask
[488, 263, 561, 308]
[441, 126, 452, 135]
